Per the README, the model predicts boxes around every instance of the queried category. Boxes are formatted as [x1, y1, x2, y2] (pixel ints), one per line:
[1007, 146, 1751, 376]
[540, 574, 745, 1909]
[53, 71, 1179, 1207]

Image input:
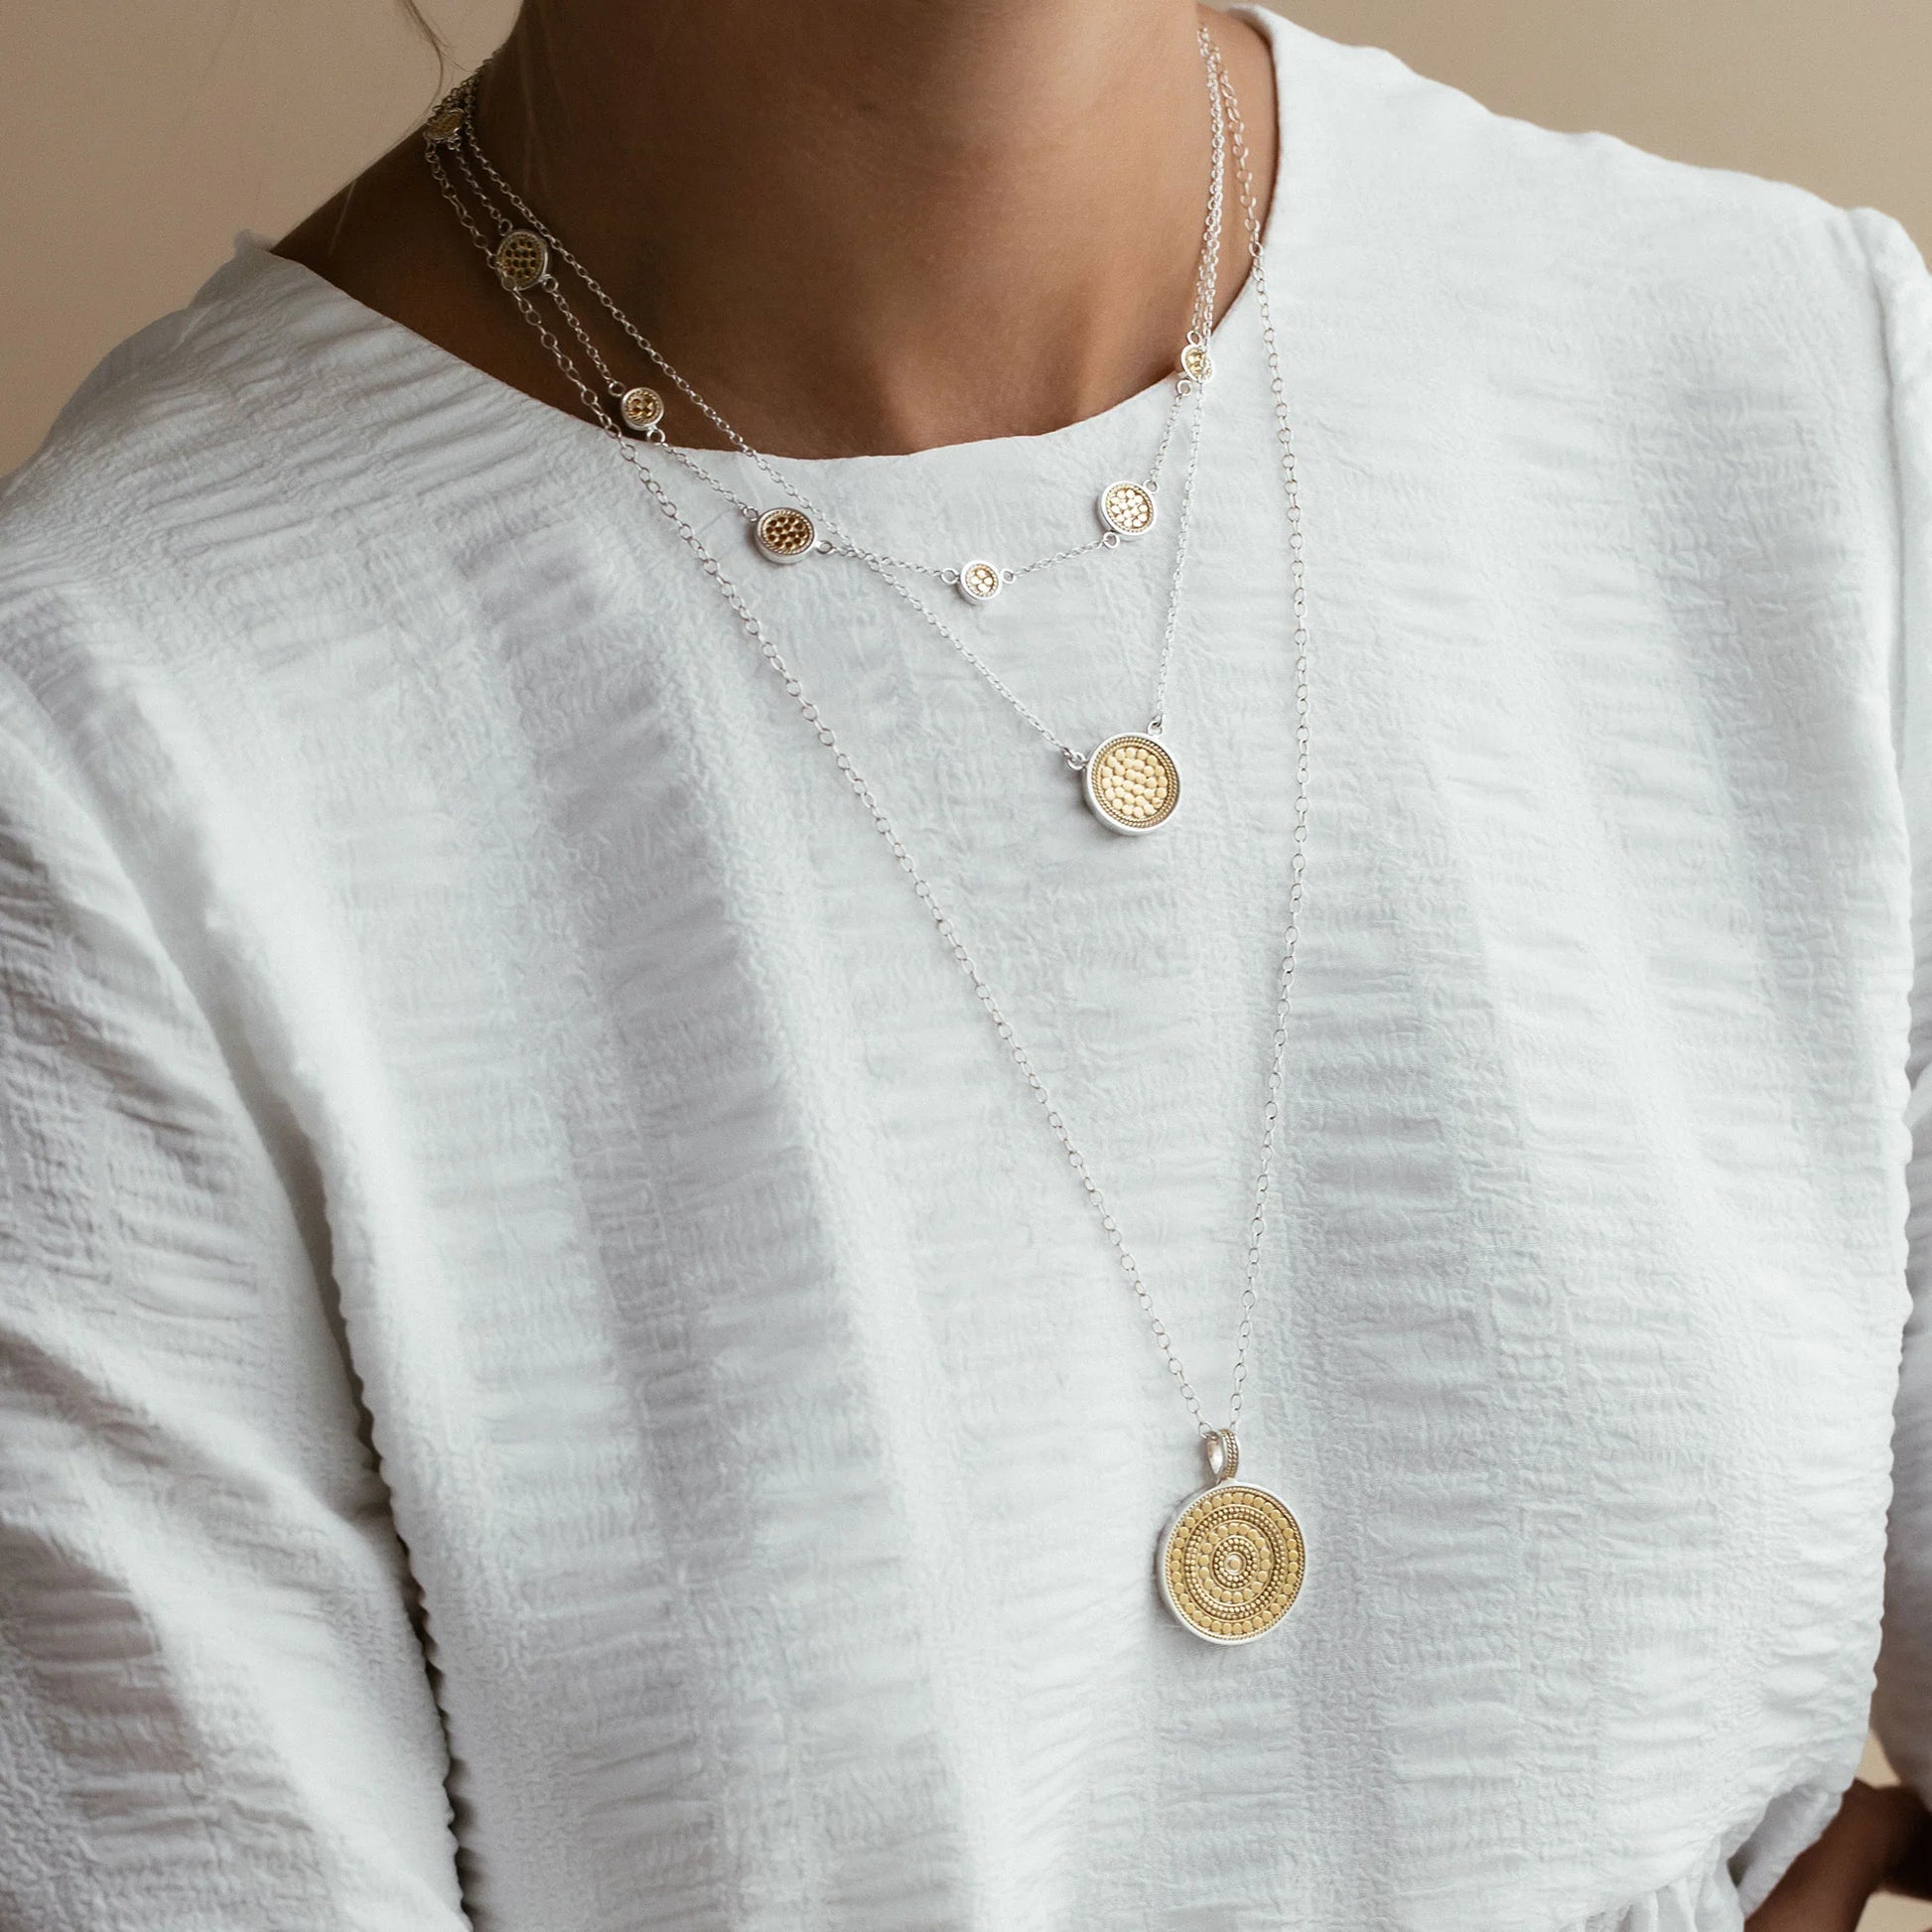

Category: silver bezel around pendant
[423, 101, 466, 144]
[956, 560, 1007, 606]
[1157, 1477, 1308, 1645]
[754, 505, 818, 564]
[1098, 480, 1159, 539]
[1083, 732, 1181, 835]
[619, 385, 665, 434]
[493, 228, 549, 293]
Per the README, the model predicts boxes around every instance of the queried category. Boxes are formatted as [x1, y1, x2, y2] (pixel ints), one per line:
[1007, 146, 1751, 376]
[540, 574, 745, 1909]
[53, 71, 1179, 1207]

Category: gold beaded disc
[957, 559, 1005, 605]
[755, 505, 818, 564]
[1084, 733, 1180, 835]
[1098, 480, 1158, 538]
[620, 385, 665, 432]
[1180, 341, 1213, 383]
[1159, 1482, 1306, 1644]
[423, 102, 466, 144]
[493, 229, 549, 293]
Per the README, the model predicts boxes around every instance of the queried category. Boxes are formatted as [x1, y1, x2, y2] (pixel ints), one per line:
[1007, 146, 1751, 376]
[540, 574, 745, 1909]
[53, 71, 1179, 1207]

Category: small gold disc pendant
[1159, 1433, 1306, 1644]
[1084, 733, 1180, 835]
[755, 506, 818, 564]
[423, 101, 466, 144]
[1099, 481, 1158, 539]
[619, 386, 664, 433]
[1180, 340, 1213, 384]
[493, 229, 549, 293]
[957, 560, 1006, 605]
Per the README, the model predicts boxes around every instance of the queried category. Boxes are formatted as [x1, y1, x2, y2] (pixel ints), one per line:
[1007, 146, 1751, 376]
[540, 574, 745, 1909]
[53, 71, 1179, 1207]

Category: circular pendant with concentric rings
[1158, 1481, 1306, 1643]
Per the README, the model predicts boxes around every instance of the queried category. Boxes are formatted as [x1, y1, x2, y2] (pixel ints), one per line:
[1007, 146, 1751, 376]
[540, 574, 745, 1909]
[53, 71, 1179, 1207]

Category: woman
[3, 0, 1930, 1924]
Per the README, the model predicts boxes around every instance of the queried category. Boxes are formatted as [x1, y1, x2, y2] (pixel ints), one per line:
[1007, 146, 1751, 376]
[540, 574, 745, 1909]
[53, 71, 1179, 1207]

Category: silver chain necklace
[424, 30, 1226, 612]
[423, 47, 1313, 1644]
[423, 31, 1228, 836]
[428, 122, 1209, 834]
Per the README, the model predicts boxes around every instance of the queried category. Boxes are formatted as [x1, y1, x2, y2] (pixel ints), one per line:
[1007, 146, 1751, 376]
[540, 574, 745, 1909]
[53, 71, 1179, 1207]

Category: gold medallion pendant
[1159, 1433, 1306, 1644]
[1084, 733, 1180, 835]
[956, 559, 1007, 605]
[1098, 480, 1159, 539]
[619, 386, 665, 433]
[493, 228, 550, 293]
[755, 505, 819, 564]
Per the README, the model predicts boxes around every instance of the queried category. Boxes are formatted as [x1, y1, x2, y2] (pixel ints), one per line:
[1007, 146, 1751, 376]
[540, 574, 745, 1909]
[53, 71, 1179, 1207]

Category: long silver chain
[421, 43, 1311, 1445]
[432, 29, 1226, 606]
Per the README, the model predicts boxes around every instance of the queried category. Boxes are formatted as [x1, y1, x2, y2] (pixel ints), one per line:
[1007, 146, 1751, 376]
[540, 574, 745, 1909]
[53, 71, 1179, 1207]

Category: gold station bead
[1180, 341, 1213, 383]
[620, 385, 665, 431]
[423, 102, 466, 144]
[755, 505, 818, 563]
[958, 559, 1004, 604]
[1099, 481, 1157, 538]
[493, 229, 550, 293]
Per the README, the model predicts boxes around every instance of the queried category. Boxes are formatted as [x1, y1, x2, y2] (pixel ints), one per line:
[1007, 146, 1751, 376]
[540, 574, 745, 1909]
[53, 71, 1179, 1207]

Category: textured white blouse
[6, 11, 1932, 1928]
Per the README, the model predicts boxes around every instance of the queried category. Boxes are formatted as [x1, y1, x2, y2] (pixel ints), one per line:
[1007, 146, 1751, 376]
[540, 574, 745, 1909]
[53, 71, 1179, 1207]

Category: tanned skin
[277, 2, 1931, 1916]
[280, 2, 1276, 457]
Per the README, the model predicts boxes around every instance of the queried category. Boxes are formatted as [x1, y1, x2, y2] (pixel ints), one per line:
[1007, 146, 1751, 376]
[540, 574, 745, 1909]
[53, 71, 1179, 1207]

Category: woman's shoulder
[0, 242, 571, 711]
[1266, 9, 1921, 335]
[1, 249, 389, 643]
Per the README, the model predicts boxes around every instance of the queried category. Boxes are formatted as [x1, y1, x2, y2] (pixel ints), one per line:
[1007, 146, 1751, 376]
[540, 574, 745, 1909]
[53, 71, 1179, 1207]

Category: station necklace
[422, 29, 1233, 836]
[421, 46, 1314, 1643]
[423, 38, 1226, 608]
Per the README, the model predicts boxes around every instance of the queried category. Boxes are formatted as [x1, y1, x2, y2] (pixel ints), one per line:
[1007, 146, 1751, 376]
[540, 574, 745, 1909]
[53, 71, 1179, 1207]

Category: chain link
[421, 35, 1311, 1445]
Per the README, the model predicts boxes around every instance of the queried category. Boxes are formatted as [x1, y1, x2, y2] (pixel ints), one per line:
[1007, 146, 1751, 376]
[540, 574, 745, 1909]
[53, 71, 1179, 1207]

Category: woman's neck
[279, 0, 1276, 457]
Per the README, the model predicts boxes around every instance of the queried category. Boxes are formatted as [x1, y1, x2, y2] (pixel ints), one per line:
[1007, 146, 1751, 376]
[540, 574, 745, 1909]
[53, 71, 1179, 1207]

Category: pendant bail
[1205, 1428, 1240, 1485]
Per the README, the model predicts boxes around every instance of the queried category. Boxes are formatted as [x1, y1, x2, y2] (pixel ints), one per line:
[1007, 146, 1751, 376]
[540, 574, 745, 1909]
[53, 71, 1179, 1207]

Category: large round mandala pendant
[1159, 1479, 1307, 1644]
[1084, 732, 1180, 835]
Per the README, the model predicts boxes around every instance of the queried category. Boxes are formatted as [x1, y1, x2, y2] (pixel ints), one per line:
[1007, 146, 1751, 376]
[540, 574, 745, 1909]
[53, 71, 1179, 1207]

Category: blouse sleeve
[1863, 204, 1932, 1799]
[0, 664, 468, 1928]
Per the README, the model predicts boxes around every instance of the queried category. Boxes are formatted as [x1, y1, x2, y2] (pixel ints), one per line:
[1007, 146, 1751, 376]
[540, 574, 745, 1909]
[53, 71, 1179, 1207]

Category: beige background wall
[2, 3, 1929, 1922]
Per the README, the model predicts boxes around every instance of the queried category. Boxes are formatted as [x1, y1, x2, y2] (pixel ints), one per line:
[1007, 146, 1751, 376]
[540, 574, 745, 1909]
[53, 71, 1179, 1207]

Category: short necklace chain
[434, 124, 1208, 776]
[425, 41, 1222, 784]
[420, 44, 1309, 1442]
[834, 52, 1224, 770]
[424, 33, 1222, 779]
[427, 25, 1227, 609]
[852, 330, 1210, 769]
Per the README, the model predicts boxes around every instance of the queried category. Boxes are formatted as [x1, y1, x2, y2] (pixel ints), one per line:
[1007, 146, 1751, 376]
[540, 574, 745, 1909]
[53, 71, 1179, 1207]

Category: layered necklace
[425, 36, 1231, 837]
[421, 34, 1316, 1645]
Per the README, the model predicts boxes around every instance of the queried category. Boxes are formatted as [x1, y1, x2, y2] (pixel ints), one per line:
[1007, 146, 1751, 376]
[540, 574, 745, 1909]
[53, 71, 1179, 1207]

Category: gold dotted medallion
[957, 559, 1005, 605]
[1159, 1481, 1306, 1643]
[1084, 733, 1180, 835]
[1099, 481, 1158, 538]
[755, 505, 818, 564]
[620, 386, 665, 432]
[493, 229, 549, 293]
[1180, 341, 1213, 384]
[423, 102, 466, 144]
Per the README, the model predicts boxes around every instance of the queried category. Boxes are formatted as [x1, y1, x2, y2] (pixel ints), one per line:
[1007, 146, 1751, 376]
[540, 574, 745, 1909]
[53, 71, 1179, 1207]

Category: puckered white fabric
[5, 11, 1932, 1927]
